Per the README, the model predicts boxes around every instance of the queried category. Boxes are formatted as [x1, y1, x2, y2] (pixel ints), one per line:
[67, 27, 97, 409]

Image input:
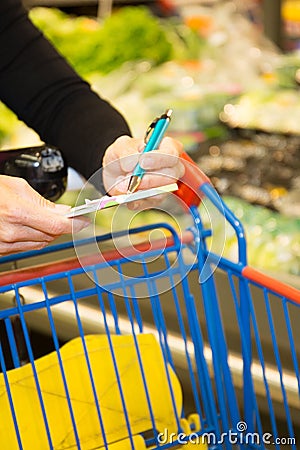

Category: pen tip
[127, 175, 141, 194]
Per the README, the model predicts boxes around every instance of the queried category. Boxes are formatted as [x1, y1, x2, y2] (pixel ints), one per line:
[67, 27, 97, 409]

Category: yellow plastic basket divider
[0, 333, 183, 449]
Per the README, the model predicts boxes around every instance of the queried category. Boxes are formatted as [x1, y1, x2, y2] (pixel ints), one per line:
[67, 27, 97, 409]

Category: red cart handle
[175, 151, 210, 208]
[0, 231, 195, 287]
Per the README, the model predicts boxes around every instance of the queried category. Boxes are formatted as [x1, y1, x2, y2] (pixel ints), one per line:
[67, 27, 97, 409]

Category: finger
[0, 178, 89, 239]
[138, 166, 185, 190]
[53, 203, 72, 214]
[0, 218, 89, 255]
[127, 201, 141, 211]
[20, 208, 89, 236]
[53, 204, 90, 232]
[0, 217, 89, 243]
[0, 204, 71, 243]
[107, 175, 131, 195]
[107, 161, 184, 195]
[140, 137, 183, 171]
[18, 178, 55, 209]
[159, 136, 183, 155]
[11, 180, 71, 233]
[103, 136, 144, 174]
[127, 194, 166, 211]
[71, 217, 91, 233]
[0, 240, 49, 256]
[0, 224, 54, 244]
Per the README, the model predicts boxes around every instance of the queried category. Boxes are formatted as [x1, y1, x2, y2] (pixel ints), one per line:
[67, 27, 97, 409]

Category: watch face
[41, 148, 65, 173]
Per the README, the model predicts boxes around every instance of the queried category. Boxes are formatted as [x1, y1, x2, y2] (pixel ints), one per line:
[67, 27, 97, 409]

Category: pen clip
[144, 118, 159, 145]
[144, 109, 172, 145]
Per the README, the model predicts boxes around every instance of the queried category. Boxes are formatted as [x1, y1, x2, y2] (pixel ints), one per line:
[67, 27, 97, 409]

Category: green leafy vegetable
[30, 6, 176, 76]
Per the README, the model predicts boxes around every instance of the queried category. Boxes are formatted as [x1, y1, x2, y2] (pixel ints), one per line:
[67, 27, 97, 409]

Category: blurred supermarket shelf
[22, 0, 219, 21]
[22, 0, 283, 50]
[23, 0, 218, 7]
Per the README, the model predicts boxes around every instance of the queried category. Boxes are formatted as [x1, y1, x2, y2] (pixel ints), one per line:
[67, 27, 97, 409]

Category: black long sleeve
[0, 0, 131, 181]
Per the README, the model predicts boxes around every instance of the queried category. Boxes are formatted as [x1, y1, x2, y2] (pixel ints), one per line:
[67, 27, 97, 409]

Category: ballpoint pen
[127, 109, 172, 194]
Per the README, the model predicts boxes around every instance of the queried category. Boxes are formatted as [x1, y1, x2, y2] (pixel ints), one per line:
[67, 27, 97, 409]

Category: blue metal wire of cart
[0, 181, 299, 450]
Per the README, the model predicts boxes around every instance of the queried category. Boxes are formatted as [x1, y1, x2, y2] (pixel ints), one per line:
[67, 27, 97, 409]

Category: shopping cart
[0, 157, 299, 450]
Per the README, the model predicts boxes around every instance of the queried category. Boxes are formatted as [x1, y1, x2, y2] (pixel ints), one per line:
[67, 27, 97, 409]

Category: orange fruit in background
[184, 15, 213, 37]
[282, 0, 300, 22]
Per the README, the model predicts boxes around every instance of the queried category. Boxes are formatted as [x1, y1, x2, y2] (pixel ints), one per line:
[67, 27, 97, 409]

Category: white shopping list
[66, 183, 178, 217]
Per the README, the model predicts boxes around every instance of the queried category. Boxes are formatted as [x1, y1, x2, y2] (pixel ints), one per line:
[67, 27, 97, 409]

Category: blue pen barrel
[132, 113, 171, 178]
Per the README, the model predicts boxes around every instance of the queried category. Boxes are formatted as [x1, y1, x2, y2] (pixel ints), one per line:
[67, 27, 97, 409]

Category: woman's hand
[0, 175, 89, 255]
[102, 135, 184, 209]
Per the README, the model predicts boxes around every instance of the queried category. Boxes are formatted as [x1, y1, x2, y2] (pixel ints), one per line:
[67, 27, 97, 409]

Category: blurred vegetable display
[29, 6, 202, 76]
[220, 88, 300, 135]
[275, 52, 300, 88]
[219, 196, 300, 278]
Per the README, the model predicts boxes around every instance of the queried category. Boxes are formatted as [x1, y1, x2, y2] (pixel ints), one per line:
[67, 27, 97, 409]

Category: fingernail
[112, 177, 129, 194]
[138, 142, 146, 152]
[122, 154, 139, 172]
[139, 154, 154, 170]
[72, 218, 90, 232]
[128, 201, 141, 210]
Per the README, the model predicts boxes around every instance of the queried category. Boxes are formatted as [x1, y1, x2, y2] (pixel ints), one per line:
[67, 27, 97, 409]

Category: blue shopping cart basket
[0, 163, 299, 450]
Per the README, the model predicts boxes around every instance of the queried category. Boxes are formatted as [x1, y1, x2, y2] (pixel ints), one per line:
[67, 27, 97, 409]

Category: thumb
[21, 180, 56, 209]
[24, 182, 72, 214]
[52, 203, 72, 215]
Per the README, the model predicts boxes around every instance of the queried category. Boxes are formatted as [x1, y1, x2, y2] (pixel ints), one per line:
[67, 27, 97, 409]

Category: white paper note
[66, 183, 178, 217]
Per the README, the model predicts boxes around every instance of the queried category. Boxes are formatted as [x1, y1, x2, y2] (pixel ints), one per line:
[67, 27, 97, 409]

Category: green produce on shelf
[275, 51, 300, 89]
[83, 7, 173, 74]
[220, 88, 300, 135]
[223, 196, 300, 276]
[29, 6, 203, 77]
[29, 7, 103, 76]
